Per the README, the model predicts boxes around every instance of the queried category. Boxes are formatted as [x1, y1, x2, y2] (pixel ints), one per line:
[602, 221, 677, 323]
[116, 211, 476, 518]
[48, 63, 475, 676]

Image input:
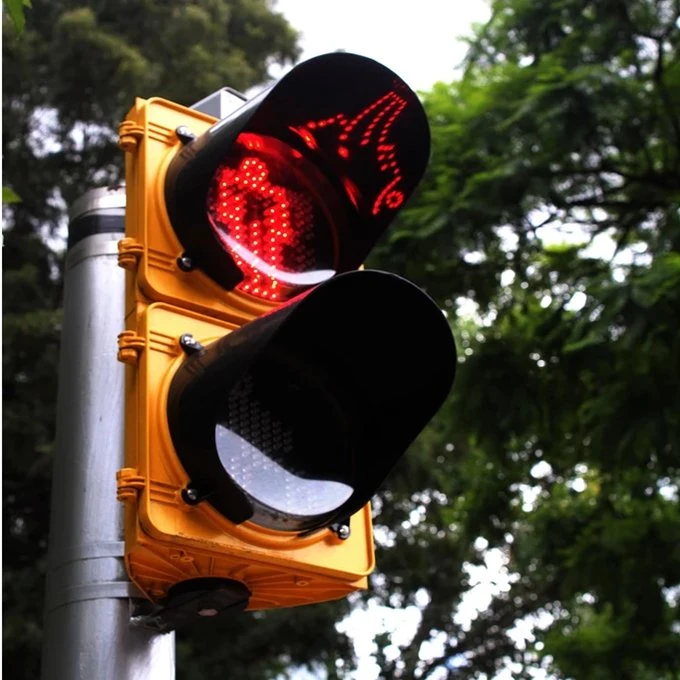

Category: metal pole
[41, 187, 175, 680]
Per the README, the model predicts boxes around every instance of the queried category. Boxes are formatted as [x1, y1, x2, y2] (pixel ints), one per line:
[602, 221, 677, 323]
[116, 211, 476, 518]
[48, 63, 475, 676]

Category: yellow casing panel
[117, 98, 375, 610]
[119, 96, 268, 322]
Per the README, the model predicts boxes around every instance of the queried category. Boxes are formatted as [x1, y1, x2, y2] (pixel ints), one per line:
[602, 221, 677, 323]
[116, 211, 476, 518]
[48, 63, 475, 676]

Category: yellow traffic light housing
[116, 53, 456, 630]
[118, 303, 376, 617]
[118, 98, 252, 321]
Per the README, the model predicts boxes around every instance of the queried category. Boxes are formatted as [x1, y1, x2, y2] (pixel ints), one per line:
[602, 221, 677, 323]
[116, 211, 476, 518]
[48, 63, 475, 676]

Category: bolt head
[183, 487, 199, 502]
[175, 125, 196, 143]
[337, 525, 351, 540]
[177, 254, 194, 272]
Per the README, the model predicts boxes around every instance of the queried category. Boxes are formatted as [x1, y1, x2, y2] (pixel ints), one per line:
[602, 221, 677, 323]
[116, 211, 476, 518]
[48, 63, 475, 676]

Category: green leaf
[563, 331, 606, 353]
[631, 253, 680, 308]
[3, 0, 31, 34]
[2, 186, 21, 204]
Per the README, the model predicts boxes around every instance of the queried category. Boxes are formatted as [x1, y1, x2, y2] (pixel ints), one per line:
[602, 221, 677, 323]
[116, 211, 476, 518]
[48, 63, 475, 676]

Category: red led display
[289, 90, 408, 216]
[207, 134, 337, 302]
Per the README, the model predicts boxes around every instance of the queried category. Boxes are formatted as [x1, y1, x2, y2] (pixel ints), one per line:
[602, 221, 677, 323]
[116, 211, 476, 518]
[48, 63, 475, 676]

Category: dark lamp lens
[215, 425, 352, 521]
[213, 363, 353, 531]
[206, 133, 340, 302]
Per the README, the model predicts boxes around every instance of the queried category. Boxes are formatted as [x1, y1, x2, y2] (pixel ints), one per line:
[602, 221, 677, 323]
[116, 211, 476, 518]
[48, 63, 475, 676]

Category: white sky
[273, 0, 492, 91]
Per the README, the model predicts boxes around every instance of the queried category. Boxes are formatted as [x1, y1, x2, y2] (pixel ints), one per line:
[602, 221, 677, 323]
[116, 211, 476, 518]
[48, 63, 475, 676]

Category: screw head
[179, 333, 204, 355]
[175, 125, 196, 144]
[180, 334, 197, 349]
[336, 525, 351, 540]
[182, 486, 200, 504]
[177, 254, 194, 272]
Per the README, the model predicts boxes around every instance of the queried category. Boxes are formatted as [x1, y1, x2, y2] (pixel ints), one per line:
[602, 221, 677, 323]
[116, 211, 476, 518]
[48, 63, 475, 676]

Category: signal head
[118, 54, 453, 621]
[164, 53, 430, 301]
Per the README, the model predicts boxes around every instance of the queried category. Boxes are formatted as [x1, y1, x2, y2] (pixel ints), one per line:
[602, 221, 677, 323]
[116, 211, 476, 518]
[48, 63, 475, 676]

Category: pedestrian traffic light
[117, 52, 456, 630]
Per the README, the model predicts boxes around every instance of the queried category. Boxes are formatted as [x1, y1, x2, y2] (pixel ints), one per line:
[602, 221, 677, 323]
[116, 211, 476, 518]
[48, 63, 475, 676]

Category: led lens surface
[215, 425, 352, 519]
[207, 133, 339, 301]
[214, 369, 353, 531]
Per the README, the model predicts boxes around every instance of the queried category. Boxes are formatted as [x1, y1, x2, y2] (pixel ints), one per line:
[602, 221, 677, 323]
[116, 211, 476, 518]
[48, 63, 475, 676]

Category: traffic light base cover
[132, 578, 251, 632]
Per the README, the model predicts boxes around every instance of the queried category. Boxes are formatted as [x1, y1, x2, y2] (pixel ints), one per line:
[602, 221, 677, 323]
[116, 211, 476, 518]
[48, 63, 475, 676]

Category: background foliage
[3, 1, 679, 678]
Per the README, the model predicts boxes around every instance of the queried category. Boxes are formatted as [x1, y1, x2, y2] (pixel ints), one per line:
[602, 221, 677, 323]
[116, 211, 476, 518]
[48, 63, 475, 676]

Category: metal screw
[336, 525, 351, 540]
[175, 125, 196, 144]
[179, 334, 203, 355]
[176, 253, 194, 272]
[182, 486, 200, 504]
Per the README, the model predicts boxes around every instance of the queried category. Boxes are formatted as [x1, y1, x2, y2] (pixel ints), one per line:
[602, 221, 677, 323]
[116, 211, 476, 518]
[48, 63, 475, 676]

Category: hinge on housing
[117, 467, 145, 503]
[118, 120, 145, 153]
[117, 330, 145, 364]
[118, 238, 144, 270]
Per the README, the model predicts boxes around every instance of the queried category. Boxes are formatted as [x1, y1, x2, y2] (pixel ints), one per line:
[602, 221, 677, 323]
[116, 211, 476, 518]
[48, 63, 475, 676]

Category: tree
[366, 0, 680, 677]
[3, 3, 352, 678]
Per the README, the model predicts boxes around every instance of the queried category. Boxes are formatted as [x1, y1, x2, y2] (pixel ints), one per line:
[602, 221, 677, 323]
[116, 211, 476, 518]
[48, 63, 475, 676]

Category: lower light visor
[166, 269, 457, 534]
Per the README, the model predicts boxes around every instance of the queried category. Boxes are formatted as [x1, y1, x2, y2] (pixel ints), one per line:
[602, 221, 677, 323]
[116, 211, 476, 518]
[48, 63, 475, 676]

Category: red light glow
[207, 135, 337, 302]
[289, 90, 408, 216]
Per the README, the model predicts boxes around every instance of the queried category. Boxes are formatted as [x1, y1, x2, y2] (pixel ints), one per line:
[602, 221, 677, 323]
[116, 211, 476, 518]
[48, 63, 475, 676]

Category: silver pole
[41, 187, 175, 680]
